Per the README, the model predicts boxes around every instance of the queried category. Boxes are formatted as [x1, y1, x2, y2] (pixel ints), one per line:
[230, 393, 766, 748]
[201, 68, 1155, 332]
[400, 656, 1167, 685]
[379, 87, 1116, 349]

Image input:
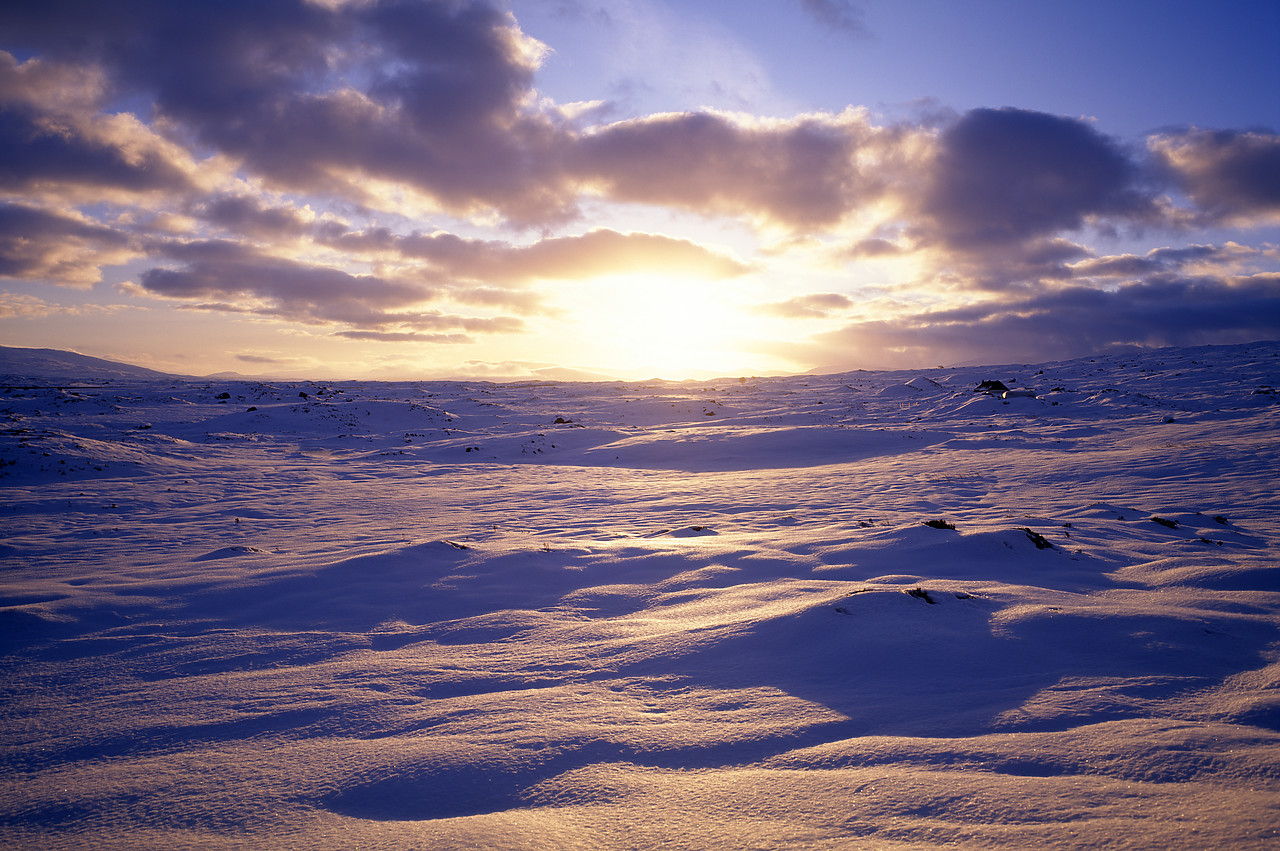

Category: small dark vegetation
[1213, 515, 1229, 525]
[906, 587, 937, 604]
[1018, 528, 1053, 550]
[923, 519, 956, 530]
[1151, 516, 1179, 529]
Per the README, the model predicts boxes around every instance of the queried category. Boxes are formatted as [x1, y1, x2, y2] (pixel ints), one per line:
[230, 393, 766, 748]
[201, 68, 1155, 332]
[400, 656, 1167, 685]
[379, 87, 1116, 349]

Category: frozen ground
[2, 342, 1279, 849]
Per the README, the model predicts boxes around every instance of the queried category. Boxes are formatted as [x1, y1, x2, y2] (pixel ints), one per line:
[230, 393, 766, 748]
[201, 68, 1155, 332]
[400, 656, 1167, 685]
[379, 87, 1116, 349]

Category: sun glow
[558, 274, 775, 379]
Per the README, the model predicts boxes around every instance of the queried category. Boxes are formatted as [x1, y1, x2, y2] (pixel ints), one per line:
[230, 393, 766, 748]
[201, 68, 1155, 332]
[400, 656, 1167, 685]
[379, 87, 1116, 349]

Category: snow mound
[3, 341, 1279, 848]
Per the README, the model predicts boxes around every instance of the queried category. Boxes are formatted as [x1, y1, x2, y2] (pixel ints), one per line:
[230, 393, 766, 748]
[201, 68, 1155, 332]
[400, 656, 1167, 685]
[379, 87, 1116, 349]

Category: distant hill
[0, 346, 184, 382]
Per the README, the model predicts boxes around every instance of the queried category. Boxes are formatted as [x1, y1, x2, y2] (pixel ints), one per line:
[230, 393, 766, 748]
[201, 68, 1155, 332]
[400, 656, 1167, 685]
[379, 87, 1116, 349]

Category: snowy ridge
[2, 342, 1279, 849]
[0, 345, 184, 382]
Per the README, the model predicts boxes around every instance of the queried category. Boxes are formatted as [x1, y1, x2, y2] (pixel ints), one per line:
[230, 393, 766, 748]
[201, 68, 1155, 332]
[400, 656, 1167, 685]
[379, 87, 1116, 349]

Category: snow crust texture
[2, 342, 1280, 849]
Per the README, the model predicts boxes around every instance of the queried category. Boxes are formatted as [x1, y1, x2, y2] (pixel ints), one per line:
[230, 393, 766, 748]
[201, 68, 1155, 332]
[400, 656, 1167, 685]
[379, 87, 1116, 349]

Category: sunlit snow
[2, 342, 1279, 849]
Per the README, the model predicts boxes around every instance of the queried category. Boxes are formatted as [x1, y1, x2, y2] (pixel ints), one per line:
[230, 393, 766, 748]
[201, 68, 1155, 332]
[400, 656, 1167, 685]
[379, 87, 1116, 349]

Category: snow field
[2, 341, 1279, 848]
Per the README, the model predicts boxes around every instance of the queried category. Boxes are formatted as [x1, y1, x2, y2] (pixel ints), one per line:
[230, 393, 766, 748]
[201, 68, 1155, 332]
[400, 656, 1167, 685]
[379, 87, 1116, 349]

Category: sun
[556, 274, 773, 379]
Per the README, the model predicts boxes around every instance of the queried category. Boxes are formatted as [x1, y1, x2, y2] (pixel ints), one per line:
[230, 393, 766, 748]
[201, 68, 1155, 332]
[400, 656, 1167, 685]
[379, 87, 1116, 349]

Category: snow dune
[2, 342, 1279, 849]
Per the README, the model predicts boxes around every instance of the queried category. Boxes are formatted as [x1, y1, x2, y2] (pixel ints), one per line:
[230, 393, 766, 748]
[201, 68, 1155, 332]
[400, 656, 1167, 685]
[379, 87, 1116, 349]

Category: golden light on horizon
[556, 274, 779, 379]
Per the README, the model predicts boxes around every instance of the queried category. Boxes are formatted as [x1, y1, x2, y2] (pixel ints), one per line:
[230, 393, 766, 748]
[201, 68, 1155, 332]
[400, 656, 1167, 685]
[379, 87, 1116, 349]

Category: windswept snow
[2, 342, 1279, 849]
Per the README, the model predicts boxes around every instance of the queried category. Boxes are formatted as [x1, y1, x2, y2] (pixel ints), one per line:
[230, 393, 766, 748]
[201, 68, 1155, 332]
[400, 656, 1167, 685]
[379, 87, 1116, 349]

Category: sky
[0, 0, 1277, 380]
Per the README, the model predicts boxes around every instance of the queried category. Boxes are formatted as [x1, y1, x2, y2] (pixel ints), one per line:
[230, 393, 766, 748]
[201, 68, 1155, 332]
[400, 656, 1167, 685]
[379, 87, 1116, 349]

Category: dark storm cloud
[917, 108, 1157, 250]
[812, 273, 1280, 368]
[1152, 128, 1280, 222]
[134, 241, 522, 337]
[0, 203, 135, 286]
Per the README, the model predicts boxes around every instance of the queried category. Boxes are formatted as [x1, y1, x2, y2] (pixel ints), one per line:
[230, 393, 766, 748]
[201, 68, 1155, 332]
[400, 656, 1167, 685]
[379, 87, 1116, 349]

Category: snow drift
[2, 342, 1279, 849]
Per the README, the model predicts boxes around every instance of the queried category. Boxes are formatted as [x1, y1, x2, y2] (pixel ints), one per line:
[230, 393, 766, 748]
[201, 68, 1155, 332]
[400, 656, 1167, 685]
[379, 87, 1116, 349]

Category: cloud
[132, 241, 524, 339]
[2, 3, 1242, 243]
[335, 330, 476, 344]
[755, 293, 854, 318]
[501, 228, 749, 280]
[2, 3, 1277, 375]
[301, 226, 747, 322]
[0, 0, 890, 230]
[0, 2, 1267, 244]
[196, 195, 315, 239]
[942, 237, 1095, 293]
[1151, 128, 1280, 224]
[915, 108, 1157, 251]
[796, 0, 869, 36]
[0, 203, 137, 287]
[572, 109, 882, 229]
[863, 107, 1221, 296]
[357, 228, 748, 281]
[845, 237, 905, 258]
[0, 0, 572, 224]
[1068, 243, 1263, 280]
[0, 292, 126, 319]
[317, 226, 748, 311]
[434, 286, 549, 314]
[0, 49, 105, 112]
[808, 272, 1280, 369]
[0, 53, 200, 201]
[234, 353, 294, 365]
